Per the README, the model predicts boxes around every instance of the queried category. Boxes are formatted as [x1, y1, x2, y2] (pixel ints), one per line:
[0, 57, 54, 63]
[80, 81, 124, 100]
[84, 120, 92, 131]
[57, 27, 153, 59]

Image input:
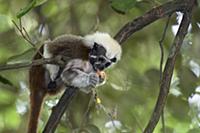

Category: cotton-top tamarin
[28, 32, 122, 133]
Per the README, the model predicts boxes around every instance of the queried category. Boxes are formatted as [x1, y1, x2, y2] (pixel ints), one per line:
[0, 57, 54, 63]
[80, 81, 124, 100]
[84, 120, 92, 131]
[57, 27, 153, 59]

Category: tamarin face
[84, 32, 122, 71]
[89, 43, 117, 71]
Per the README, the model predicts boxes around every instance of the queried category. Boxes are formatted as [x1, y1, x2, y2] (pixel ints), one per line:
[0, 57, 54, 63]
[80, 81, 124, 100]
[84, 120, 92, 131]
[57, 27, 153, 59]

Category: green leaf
[0, 75, 13, 86]
[16, 0, 37, 18]
[110, 0, 137, 14]
[16, 0, 48, 18]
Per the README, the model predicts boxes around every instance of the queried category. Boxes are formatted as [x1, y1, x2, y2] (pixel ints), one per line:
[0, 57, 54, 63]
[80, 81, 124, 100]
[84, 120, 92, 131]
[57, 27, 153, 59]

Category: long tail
[28, 45, 46, 133]
[28, 91, 45, 133]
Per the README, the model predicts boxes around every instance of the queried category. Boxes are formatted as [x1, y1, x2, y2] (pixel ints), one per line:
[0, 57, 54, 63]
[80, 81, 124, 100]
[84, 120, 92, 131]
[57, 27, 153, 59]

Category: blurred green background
[0, 0, 200, 133]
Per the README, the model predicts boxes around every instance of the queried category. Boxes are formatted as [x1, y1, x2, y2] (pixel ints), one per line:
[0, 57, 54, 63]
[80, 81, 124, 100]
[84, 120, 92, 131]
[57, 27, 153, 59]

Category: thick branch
[43, 87, 78, 133]
[143, 1, 196, 133]
[114, 0, 192, 44]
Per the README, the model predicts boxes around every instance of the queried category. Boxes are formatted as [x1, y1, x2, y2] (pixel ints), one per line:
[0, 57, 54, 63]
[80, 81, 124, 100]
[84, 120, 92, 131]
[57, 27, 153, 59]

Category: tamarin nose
[98, 65, 105, 71]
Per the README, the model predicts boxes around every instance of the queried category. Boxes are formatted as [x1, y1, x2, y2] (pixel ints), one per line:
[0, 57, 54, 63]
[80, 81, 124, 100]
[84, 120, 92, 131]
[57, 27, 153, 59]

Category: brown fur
[47, 35, 90, 60]
[28, 46, 47, 133]
[28, 35, 90, 133]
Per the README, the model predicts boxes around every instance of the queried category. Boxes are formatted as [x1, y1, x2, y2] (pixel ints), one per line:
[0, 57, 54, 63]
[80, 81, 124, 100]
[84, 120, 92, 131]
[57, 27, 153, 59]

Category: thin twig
[12, 20, 34, 46]
[88, 0, 104, 33]
[89, 16, 100, 33]
[12, 20, 43, 57]
[159, 15, 172, 81]
[159, 14, 172, 133]
[97, 103, 120, 131]
[23, 27, 32, 42]
[0, 57, 63, 72]
[19, 18, 22, 29]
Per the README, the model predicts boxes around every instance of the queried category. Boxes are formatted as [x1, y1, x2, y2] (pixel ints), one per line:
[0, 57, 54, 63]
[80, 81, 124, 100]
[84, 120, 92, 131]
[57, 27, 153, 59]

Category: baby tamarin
[28, 32, 122, 133]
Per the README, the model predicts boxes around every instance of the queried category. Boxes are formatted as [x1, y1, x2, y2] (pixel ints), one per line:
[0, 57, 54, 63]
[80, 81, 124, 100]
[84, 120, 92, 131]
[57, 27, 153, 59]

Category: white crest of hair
[83, 32, 122, 60]
[43, 43, 60, 81]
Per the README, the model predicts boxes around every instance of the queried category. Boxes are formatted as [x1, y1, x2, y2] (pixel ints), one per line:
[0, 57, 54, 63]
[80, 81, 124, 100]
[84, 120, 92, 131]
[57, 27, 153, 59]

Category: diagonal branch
[114, 0, 192, 44]
[143, 1, 196, 132]
[43, 87, 78, 133]
[159, 15, 172, 133]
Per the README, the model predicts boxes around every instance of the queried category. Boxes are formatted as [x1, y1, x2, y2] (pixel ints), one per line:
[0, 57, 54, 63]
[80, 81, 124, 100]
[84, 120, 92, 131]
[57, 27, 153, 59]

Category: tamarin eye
[98, 57, 105, 62]
[105, 62, 111, 67]
[111, 57, 117, 62]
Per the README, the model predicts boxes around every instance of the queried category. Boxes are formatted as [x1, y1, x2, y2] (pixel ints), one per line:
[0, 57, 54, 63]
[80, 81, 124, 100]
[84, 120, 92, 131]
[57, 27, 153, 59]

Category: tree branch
[143, 1, 196, 132]
[159, 15, 171, 133]
[0, 57, 63, 72]
[43, 87, 78, 133]
[114, 0, 192, 44]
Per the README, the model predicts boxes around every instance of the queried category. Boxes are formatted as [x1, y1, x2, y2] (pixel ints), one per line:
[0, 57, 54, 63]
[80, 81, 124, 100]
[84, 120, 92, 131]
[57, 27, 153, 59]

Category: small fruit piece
[96, 97, 101, 104]
[96, 70, 106, 79]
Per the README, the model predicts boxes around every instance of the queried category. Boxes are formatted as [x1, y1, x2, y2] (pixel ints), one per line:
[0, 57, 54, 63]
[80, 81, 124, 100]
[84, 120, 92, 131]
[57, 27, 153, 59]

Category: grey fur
[61, 59, 103, 93]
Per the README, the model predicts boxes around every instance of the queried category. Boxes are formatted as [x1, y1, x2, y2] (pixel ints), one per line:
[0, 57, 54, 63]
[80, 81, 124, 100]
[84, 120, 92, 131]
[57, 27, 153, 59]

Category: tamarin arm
[61, 68, 100, 93]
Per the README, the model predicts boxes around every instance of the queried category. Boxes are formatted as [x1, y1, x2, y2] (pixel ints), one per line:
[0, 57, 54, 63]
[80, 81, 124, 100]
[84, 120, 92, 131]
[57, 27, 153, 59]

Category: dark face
[89, 43, 117, 71]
